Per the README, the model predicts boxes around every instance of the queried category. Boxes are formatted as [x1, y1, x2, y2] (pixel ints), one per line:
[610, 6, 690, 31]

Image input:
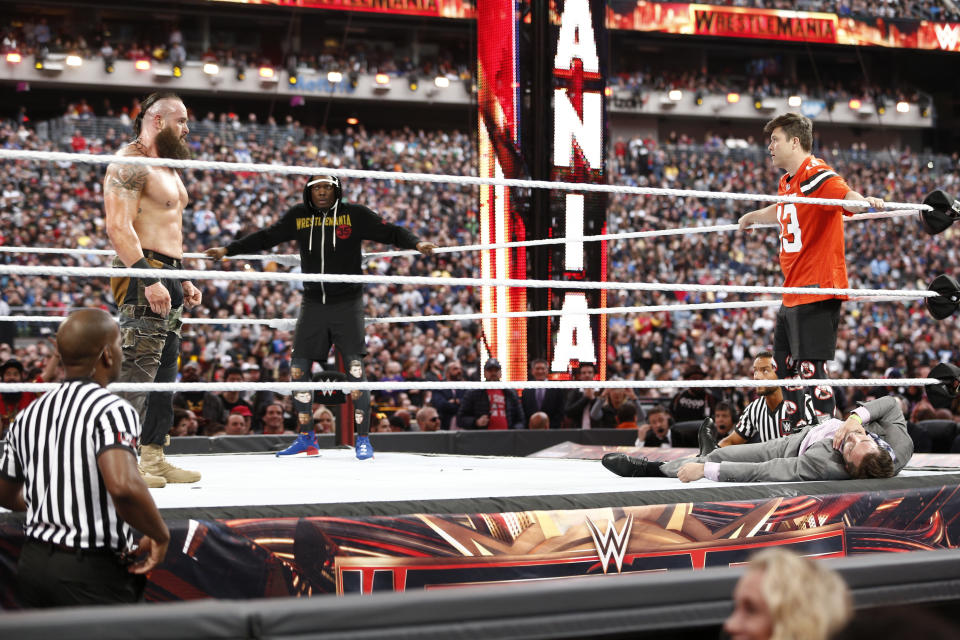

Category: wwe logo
[934, 24, 959, 51]
[586, 514, 634, 574]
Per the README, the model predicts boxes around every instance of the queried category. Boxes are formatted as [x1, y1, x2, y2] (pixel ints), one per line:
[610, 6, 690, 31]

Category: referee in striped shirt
[0, 309, 169, 607]
[720, 351, 820, 447]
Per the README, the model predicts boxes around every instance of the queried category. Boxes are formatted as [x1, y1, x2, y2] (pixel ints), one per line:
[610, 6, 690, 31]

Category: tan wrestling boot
[139, 467, 167, 489]
[140, 444, 201, 484]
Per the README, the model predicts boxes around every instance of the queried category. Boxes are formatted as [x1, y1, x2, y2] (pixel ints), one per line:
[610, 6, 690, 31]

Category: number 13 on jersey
[777, 203, 802, 253]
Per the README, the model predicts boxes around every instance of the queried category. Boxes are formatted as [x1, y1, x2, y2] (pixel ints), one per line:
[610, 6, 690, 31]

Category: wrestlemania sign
[606, 2, 960, 52]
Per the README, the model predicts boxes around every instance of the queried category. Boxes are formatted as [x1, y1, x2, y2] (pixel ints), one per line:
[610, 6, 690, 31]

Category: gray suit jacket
[663, 396, 913, 482]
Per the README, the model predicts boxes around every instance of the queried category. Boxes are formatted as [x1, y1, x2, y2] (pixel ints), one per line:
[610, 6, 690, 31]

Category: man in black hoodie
[205, 174, 436, 459]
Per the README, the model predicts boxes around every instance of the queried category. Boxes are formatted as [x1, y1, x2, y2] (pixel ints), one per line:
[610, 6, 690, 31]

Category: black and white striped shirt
[798, 169, 840, 195]
[735, 395, 819, 442]
[0, 380, 140, 550]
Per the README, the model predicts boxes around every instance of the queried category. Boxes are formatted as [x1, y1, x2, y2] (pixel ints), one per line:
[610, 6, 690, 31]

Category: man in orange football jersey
[738, 113, 885, 431]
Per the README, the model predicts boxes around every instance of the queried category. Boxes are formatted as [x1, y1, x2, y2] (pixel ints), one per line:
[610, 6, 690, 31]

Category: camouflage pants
[111, 257, 184, 447]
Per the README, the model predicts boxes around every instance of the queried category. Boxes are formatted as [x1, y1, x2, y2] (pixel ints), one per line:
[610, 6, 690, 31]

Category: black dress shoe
[602, 453, 661, 477]
[697, 418, 718, 457]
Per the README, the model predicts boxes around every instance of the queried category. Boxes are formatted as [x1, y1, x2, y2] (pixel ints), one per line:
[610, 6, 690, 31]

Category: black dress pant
[18, 539, 145, 608]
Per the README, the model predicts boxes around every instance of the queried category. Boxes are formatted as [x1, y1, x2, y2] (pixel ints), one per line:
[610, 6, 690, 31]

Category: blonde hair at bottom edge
[751, 548, 853, 640]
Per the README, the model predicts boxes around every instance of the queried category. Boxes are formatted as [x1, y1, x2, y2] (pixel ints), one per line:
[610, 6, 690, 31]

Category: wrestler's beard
[155, 126, 192, 160]
[2, 392, 21, 404]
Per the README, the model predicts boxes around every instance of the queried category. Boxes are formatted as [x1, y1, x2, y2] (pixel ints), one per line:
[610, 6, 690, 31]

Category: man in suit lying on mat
[602, 395, 912, 483]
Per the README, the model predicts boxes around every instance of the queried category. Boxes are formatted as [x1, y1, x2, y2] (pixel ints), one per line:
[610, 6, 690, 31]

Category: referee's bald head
[57, 309, 120, 369]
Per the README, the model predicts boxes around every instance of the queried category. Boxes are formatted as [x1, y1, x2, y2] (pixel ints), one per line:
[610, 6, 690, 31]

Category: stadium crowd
[608, 61, 924, 109]
[0, 106, 959, 439]
[0, 18, 472, 82]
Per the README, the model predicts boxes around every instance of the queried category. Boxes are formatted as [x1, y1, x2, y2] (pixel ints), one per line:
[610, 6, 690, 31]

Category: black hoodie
[224, 181, 421, 304]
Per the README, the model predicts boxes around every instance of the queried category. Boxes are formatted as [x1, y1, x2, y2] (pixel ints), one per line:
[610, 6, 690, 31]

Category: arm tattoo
[105, 164, 149, 201]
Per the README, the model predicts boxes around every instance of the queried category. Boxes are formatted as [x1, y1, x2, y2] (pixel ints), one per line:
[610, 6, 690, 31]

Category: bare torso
[115, 144, 188, 258]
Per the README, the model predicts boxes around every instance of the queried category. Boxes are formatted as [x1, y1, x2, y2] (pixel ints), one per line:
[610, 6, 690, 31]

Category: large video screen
[476, 0, 528, 382]
[606, 2, 960, 52]
[547, 0, 608, 379]
[476, 0, 609, 382]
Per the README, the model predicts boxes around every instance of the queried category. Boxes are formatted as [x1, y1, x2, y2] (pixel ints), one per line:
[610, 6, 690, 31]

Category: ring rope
[363, 209, 922, 259]
[0, 149, 931, 211]
[0, 301, 785, 329]
[0, 315, 286, 326]
[0, 295, 913, 328]
[0, 209, 923, 265]
[0, 263, 936, 300]
[0, 377, 938, 394]
[0, 246, 301, 266]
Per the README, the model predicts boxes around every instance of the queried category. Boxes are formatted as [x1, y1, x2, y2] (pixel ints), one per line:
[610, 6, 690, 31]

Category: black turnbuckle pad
[926, 274, 960, 320]
[926, 362, 960, 410]
[313, 371, 347, 405]
[918, 189, 960, 236]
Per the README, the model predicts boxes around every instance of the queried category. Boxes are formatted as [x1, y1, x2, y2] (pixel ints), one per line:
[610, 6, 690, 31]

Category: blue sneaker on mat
[276, 433, 319, 457]
[355, 435, 374, 460]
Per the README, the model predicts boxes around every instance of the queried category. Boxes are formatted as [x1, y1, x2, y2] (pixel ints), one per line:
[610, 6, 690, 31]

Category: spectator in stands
[260, 402, 289, 435]
[564, 363, 599, 429]
[713, 401, 737, 441]
[459, 347, 483, 382]
[170, 408, 197, 437]
[724, 548, 852, 640]
[670, 364, 718, 422]
[230, 404, 253, 433]
[217, 367, 254, 418]
[224, 410, 251, 436]
[400, 358, 426, 408]
[313, 406, 335, 434]
[244, 362, 275, 421]
[415, 406, 441, 431]
[431, 360, 466, 430]
[636, 404, 674, 447]
[371, 412, 391, 433]
[388, 415, 409, 432]
[392, 408, 412, 431]
[1, 352, 60, 439]
[520, 358, 565, 429]
[590, 383, 640, 429]
[1, 359, 35, 439]
[886, 394, 933, 453]
[168, 41, 185, 69]
[616, 402, 639, 430]
[457, 359, 524, 430]
[172, 361, 225, 435]
[528, 412, 550, 429]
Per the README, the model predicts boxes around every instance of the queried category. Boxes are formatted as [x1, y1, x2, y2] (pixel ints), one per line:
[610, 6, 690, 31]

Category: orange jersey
[776, 155, 852, 306]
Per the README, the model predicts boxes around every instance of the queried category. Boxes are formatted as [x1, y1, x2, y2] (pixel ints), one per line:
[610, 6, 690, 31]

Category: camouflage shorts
[116, 304, 183, 387]
[113, 255, 184, 388]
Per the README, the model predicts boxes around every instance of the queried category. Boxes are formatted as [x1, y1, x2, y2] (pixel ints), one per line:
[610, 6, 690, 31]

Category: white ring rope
[363, 209, 923, 258]
[0, 208, 924, 265]
[0, 264, 936, 300]
[0, 148, 931, 211]
[0, 301, 785, 330]
[0, 246, 301, 266]
[0, 377, 938, 394]
[0, 315, 285, 326]
[0, 296, 915, 328]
